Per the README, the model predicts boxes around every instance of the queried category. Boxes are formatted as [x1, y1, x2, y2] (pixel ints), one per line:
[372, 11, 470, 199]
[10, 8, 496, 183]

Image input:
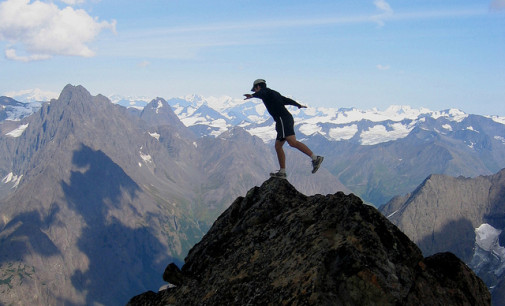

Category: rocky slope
[380, 168, 505, 305]
[0, 85, 208, 305]
[128, 178, 490, 305]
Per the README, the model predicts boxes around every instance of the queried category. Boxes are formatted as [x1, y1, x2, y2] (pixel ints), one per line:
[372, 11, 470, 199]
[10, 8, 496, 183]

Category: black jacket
[252, 87, 302, 119]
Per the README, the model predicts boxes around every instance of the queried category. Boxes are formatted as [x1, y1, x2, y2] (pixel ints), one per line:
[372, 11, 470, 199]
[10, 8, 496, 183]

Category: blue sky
[1, 0, 504, 116]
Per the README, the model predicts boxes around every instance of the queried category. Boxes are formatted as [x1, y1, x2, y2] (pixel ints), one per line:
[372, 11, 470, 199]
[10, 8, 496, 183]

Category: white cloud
[373, 0, 394, 26]
[5, 48, 51, 61]
[60, 0, 86, 5]
[374, 0, 393, 14]
[0, 0, 116, 61]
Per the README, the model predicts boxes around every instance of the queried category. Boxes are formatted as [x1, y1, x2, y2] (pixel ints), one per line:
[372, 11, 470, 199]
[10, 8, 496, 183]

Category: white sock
[311, 154, 317, 161]
[279, 168, 286, 174]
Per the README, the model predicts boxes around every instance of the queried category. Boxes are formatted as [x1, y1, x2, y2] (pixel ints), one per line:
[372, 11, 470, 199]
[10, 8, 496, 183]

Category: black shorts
[275, 114, 295, 141]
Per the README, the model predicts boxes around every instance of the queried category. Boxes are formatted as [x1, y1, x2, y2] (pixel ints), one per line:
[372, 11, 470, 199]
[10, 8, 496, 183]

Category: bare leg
[285, 135, 313, 157]
[275, 140, 286, 169]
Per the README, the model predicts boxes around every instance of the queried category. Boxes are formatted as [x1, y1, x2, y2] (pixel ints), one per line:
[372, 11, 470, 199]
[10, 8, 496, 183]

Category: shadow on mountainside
[0, 206, 61, 263]
[416, 218, 475, 262]
[62, 144, 169, 306]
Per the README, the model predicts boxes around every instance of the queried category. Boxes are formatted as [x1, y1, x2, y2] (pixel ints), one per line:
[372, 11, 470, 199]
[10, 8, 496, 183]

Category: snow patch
[466, 126, 479, 133]
[246, 115, 265, 123]
[319, 105, 431, 125]
[430, 109, 468, 122]
[476, 224, 503, 252]
[246, 123, 277, 142]
[329, 124, 358, 141]
[255, 104, 266, 116]
[208, 119, 230, 137]
[494, 136, 505, 144]
[442, 124, 452, 131]
[487, 115, 505, 125]
[149, 132, 160, 140]
[2, 172, 14, 183]
[299, 123, 322, 136]
[387, 209, 400, 218]
[2, 172, 23, 188]
[360, 123, 414, 146]
[156, 100, 163, 114]
[6, 124, 29, 137]
[471, 223, 505, 278]
[140, 151, 153, 163]
[180, 116, 203, 127]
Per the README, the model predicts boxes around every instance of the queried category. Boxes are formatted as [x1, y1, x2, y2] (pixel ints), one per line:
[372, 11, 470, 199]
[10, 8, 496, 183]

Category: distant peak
[58, 84, 92, 102]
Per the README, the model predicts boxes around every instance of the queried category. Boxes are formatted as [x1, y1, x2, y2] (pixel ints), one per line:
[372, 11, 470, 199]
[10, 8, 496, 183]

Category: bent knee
[287, 140, 298, 147]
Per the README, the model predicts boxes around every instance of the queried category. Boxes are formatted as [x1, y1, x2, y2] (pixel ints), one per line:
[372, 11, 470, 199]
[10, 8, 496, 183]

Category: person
[244, 79, 324, 179]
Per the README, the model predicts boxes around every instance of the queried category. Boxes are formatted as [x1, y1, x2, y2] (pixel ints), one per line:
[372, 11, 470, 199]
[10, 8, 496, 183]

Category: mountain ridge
[380, 168, 505, 304]
[0, 85, 206, 305]
[4, 91, 505, 207]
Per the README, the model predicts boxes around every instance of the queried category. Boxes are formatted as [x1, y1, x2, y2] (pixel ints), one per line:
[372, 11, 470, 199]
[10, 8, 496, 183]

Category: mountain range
[162, 96, 505, 206]
[2, 84, 505, 304]
[0, 85, 341, 305]
[5, 91, 505, 207]
[380, 168, 505, 304]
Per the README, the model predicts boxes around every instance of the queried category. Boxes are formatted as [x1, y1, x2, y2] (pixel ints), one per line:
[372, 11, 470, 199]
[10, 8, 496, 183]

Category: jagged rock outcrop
[0, 85, 206, 305]
[128, 178, 490, 305]
[380, 168, 505, 304]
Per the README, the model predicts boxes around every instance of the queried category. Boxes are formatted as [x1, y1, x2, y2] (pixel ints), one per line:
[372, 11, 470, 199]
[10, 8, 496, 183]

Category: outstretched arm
[283, 96, 306, 109]
[244, 94, 253, 100]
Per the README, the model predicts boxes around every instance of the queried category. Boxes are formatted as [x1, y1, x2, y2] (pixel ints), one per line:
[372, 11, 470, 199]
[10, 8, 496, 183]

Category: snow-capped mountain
[108, 94, 152, 110]
[158, 95, 505, 206]
[3, 92, 505, 206]
[2, 88, 58, 103]
[161, 94, 505, 147]
[0, 96, 43, 121]
[6, 92, 505, 147]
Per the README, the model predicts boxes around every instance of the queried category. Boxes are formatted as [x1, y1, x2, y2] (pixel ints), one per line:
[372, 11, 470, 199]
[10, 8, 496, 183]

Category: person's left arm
[282, 96, 306, 108]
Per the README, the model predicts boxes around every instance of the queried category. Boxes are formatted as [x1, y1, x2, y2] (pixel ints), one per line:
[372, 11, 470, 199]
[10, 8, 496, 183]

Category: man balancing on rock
[244, 79, 324, 179]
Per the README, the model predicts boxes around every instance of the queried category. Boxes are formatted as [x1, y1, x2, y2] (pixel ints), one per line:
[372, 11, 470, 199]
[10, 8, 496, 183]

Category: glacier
[5, 92, 505, 146]
[470, 223, 505, 286]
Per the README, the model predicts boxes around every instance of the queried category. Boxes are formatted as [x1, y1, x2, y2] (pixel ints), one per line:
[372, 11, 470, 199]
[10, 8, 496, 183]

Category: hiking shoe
[311, 156, 324, 174]
[270, 170, 287, 179]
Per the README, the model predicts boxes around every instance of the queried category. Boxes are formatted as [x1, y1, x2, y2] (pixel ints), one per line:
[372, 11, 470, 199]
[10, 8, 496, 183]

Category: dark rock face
[380, 168, 505, 304]
[128, 178, 490, 305]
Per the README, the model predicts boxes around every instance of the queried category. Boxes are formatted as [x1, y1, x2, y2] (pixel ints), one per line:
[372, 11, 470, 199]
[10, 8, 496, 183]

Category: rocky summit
[128, 178, 490, 305]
